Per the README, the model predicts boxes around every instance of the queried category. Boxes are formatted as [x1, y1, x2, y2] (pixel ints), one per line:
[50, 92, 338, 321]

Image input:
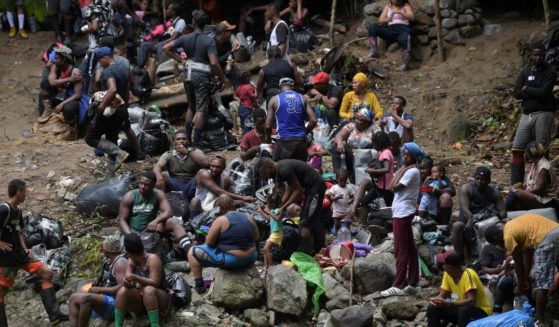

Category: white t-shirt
[392, 167, 420, 218]
[328, 184, 357, 217]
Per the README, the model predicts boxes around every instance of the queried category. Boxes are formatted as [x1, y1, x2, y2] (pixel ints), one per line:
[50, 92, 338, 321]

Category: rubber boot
[39, 288, 68, 325]
[37, 99, 54, 123]
[59, 123, 77, 141]
[97, 139, 129, 173]
[396, 49, 410, 71]
[0, 304, 7, 327]
[368, 37, 379, 58]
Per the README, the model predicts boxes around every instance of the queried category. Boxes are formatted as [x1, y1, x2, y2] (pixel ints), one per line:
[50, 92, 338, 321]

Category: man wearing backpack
[0, 179, 68, 325]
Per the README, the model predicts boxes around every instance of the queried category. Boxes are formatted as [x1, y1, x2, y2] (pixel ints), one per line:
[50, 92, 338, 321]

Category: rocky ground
[2, 3, 559, 326]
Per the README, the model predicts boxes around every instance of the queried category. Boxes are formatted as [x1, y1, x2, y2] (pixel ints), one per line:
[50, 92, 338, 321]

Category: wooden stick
[329, 0, 338, 48]
[348, 250, 356, 306]
[543, 0, 550, 31]
[434, 0, 444, 62]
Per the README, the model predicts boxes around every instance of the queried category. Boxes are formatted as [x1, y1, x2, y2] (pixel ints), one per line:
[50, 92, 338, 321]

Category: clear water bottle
[338, 221, 351, 242]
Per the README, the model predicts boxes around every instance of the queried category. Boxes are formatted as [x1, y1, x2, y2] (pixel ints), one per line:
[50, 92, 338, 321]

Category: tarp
[290, 252, 325, 317]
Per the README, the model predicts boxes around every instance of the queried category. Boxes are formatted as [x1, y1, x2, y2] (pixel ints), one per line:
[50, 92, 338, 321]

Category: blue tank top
[276, 90, 307, 139]
[217, 212, 255, 251]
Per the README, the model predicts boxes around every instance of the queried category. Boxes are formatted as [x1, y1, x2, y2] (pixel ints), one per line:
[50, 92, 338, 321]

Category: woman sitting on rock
[338, 72, 384, 122]
[114, 233, 169, 327]
[332, 108, 378, 182]
[506, 141, 559, 213]
[367, 0, 415, 71]
[188, 194, 260, 294]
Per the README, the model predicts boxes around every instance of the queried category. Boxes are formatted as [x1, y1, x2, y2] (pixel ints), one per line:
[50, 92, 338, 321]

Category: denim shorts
[192, 244, 257, 269]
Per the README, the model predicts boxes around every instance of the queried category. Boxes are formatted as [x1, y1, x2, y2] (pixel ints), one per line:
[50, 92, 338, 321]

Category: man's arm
[118, 192, 134, 235]
[524, 69, 557, 99]
[255, 69, 265, 102]
[390, 110, 413, 129]
[98, 77, 118, 112]
[280, 180, 304, 216]
[162, 39, 184, 64]
[208, 53, 226, 83]
[48, 65, 70, 87]
[513, 69, 528, 99]
[512, 246, 529, 291]
[304, 99, 317, 134]
[153, 155, 169, 190]
[451, 289, 476, 307]
[198, 170, 247, 201]
[155, 190, 173, 223]
[91, 258, 127, 295]
[494, 187, 507, 219]
[459, 183, 473, 221]
[189, 149, 210, 169]
[265, 97, 277, 142]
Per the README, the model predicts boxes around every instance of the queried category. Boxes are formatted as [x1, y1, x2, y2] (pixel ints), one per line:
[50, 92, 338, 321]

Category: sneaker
[8, 27, 16, 38]
[380, 286, 406, 297]
[396, 63, 408, 72]
[403, 285, 418, 295]
[18, 29, 28, 39]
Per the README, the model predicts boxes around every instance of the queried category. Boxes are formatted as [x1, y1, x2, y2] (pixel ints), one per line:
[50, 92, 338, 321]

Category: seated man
[427, 253, 491, 327]
[380, 95, 413, 143]
[239, 108, 268, 161]
[452, 166, 506, 261]
[153, 130, 209, 199]
[136, 2, 186, 68]
[304, 71, 343, 128]
[190, 156, 255, 216]
[118, 171, 193, 254]
[487, 215, 559, 325]
[68, 235, 127, 326]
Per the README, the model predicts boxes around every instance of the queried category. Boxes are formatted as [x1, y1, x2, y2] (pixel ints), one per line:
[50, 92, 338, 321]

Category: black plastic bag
[167, 191, 187, 218]
[225, 157, 257, 196]
[165, 270, 192, 308]
[199, 127, 238, 153]
[290, 27, 318, 53]
[131, 67, 153, 103]
[75, 172, 135, 217]
[23, 213, 66, 249]
[188, 207, 220, 232]
[272, 223, 300, 262]
[137, 115, 172, 156]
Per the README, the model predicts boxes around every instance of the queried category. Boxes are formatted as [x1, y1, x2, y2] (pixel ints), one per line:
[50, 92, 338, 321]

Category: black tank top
[467, 181, 498, 214]
[263, 59, 294, 96]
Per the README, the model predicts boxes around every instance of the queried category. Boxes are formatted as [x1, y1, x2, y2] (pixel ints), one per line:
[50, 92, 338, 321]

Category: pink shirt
[387, 4, 410, 26]
[377, 149, 395, 190]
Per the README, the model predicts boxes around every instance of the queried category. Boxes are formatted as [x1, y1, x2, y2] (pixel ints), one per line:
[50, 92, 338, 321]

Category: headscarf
[102, 235, 121, 253]
[403, 142, 425, 164]
[353, 72, 370, 88]
[54, 45, 74, 62]
[356, 108, 373, 122]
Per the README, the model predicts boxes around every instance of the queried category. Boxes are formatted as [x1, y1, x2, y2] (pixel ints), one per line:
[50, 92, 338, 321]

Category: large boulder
[441, 18, 458, 29]
[341, 253, 395, 295]
[439, 0, 455, 9]
[330, 305, 373, 327]
[266, 264, 307, 316]
[209, 266, 264, 310]
[364, 2, 384, 16]
[243, 308, 270, 327]
[458, 14, 476, 26]
[414, 11, 433, 26]
[460, 25, 482, 38]
[484, 24, 503, 36]
[447, 116, 472, 142]
[381, 296, 419, 320]
[322, 273, 351, 311]
[444, 29, 465, 45]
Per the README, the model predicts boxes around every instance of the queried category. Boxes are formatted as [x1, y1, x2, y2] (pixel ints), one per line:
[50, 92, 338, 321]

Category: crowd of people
[1, 0, 559, 326]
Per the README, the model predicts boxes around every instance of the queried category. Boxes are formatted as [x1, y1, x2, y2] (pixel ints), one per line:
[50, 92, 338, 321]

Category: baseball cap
[95, 47, 113, 58]
[403, 142, 425, 164]
[216, 20, 236, 33]
[309, 71, 329, 84]
[474, 166, 491, 179]
[54, 45, 73, 61]
[279, 77, 295, 87]
[192, 9, 209, 25]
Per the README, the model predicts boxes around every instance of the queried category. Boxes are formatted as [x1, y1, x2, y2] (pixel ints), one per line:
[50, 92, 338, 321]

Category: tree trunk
[329, 0, 337, 48]
[434, 0, 444, 62]
[543, 0, 550, 31]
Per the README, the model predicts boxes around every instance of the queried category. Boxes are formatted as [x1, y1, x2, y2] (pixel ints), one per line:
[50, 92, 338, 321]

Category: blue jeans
[192, 244, 257, 269]
[165, 176, 196, 200]
[238, 105, 253, 135]
[368, 23, 411, 50]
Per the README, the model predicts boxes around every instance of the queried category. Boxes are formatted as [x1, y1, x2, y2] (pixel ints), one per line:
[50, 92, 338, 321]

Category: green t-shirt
[129, 189, 159, 232]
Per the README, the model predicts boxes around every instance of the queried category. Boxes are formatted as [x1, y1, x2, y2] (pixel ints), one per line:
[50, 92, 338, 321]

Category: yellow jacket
[339, 91, 384, 119]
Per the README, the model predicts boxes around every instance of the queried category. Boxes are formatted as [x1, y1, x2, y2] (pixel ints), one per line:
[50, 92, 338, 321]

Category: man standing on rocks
[511, 43, 557, 186]
[0, 179, 68, 325]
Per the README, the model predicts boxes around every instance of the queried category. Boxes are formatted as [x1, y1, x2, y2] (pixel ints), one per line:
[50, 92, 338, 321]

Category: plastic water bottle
[338, 221, 351, 242]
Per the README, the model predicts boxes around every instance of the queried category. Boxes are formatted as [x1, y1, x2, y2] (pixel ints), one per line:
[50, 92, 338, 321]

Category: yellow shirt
[339, 91, 383, 119]
[441, 268, 492, 316]
[504, 214, 559, 252]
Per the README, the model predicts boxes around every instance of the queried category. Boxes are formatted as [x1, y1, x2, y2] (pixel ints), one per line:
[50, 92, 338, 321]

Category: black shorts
[300, 184, 326, 228]
[273, 138, 308, 162]
[183, 72, 212, 113]
[85, 106, 131, 145]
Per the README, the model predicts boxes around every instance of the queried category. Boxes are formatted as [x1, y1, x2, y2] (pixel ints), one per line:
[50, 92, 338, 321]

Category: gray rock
[444, 29, 465, 45]
[266, 264, 307, 316]
[330, 305, 373, 327]
[388, 42, 401, 52]
[373, 307, 387, 326]
[317, 310, 333, 327]
[428, 28, 437, 39]
[364, 3, 385, 16]
[323, 273, 351, 310]
[420, 1, 435, 16]
[414, 11, 433, 26]
[464, 8, 474, 15]
[358, 16, 378, 37]
[417, 244, 433, 267]
[415, 35, 430, 45]
[341, 253, 395, 295]
[209, 266, 264, 310]
[171, 304, 247, 327]
[484, 24, 502, 36]
[381, 296, 419, 321]
[440, 9, 450, 18]
[449, 10, 458, 18]
[439, 0, 454, 9]
[447, 116, 472, 142]
[441, 18, 458, 29]
[243, 308, 270, 327]
[412, 24, 430, 35]
[458, 14, 475, 26]
[456, 0, 479, 13]
[460, 25, 482, 38]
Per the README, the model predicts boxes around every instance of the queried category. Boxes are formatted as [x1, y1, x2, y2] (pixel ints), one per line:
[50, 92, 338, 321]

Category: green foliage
[72, 235, 104, 278]
[23, 0, 47, 22]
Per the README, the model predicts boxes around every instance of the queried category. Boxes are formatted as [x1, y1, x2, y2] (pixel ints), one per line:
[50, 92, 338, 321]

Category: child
[259, 203, 301, 268]
[418, 165, 451, 221]
[234, 71, 256, 135]
[327, 170, 356, 233]
[307, 134, 329, 172]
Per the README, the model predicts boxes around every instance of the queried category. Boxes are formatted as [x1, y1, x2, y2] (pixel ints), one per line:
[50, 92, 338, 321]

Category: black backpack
[271, 222, 300, 262]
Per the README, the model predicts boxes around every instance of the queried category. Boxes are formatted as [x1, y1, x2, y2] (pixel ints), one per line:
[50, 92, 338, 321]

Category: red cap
[309, 71, 329, 84]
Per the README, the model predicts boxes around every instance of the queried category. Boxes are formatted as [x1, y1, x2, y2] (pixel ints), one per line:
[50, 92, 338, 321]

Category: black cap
[474, 166, 491, 179]
[192, 9, 209, 25]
